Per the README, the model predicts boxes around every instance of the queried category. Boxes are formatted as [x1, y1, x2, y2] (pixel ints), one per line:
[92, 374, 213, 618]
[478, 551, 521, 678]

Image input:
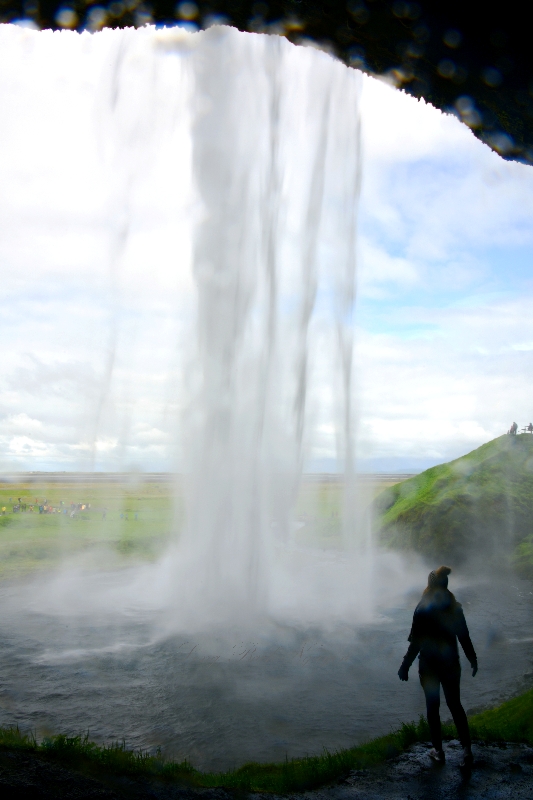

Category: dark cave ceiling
[2, 1, 533, 163]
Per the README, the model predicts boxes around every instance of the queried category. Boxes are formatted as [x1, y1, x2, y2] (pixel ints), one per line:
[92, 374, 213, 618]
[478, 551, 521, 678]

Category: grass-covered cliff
[375, 434, 533, 573]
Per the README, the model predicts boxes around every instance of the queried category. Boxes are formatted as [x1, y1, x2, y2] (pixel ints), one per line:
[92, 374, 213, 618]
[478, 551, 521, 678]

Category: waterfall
[0, 22, 370, 628]
[175, 26, 364, 624]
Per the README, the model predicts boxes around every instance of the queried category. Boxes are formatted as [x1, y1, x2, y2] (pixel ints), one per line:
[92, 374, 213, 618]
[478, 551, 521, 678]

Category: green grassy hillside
[375, 434, 533, 571]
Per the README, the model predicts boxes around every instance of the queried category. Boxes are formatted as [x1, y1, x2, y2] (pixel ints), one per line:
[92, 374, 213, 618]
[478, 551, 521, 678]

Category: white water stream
[175, 26, 366, 625]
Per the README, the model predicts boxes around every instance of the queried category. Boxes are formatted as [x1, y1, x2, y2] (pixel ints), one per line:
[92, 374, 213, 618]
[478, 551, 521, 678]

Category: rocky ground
[295, 740, 533, 800]
[2, 740, 533, 799]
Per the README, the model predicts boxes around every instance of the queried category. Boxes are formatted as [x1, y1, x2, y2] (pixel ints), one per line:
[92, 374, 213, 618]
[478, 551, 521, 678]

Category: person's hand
[398, 664, 409, 682]
[471, 662, 478, 677]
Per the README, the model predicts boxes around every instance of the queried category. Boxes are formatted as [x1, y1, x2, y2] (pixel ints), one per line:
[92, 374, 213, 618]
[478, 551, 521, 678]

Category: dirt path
[2, 740, 533, 799]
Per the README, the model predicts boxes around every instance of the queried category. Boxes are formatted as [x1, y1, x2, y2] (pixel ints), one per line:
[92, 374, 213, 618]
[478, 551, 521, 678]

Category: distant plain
[0, 474, 403, 581]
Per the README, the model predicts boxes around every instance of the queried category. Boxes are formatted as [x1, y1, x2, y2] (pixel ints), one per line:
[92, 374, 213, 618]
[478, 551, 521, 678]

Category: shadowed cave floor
[3, 741, 533, 799]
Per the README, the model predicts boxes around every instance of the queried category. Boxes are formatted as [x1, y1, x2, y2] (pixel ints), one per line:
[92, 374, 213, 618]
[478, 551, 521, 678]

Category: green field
[0, 479, 183, 580]
[0, 476, 395, 581]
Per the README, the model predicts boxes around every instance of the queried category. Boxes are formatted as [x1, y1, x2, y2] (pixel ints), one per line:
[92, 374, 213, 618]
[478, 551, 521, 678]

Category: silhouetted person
[398, 566, 477, 768]
[510, 421, 518, 435]
[528, 423, 533, 433]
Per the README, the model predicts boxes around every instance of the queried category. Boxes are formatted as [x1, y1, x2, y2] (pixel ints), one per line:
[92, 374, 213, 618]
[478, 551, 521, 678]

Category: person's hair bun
[428, 566, 451, 588]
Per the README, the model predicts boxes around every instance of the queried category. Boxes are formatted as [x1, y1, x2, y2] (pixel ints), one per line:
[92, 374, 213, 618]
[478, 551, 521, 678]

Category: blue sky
[350, 77, 533, 470]
[0, 23, 532, 473]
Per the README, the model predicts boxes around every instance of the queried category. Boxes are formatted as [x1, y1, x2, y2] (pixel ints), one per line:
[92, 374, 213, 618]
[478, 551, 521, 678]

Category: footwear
[459, 749, 473, 769]
[429, 748, 445, 763]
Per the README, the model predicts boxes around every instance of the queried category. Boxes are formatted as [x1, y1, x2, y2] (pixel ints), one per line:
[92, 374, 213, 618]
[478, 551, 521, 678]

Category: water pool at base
[0, 576, 531, 771]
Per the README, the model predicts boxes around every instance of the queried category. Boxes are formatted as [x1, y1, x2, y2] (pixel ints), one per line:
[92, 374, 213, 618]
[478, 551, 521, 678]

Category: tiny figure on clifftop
[527, 423, 533, 433]
[509, 422, 518, 434]
[398, 566, 477, 769]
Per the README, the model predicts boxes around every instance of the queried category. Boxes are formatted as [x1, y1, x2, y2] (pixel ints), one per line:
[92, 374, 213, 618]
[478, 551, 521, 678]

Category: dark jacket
[401, 588, 477, 672]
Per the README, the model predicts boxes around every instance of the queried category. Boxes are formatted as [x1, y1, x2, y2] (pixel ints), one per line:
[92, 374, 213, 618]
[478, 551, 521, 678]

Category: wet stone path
[291, 741, 533, 800]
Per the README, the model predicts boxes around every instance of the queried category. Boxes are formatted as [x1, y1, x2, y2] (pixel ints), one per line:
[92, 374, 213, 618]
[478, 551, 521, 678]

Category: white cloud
[359, 238, 419, 295]
[356, 294, 533, 461]
[360, 73, 533, 264]
[2, 413, 43, 434]
[7, 435, 50, 456]
[512, 342, 533, 352]
[360, 77, 475, 163]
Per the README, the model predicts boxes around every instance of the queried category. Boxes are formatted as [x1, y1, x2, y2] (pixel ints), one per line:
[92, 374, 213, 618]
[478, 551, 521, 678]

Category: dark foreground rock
[290, 740, 533, 800]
